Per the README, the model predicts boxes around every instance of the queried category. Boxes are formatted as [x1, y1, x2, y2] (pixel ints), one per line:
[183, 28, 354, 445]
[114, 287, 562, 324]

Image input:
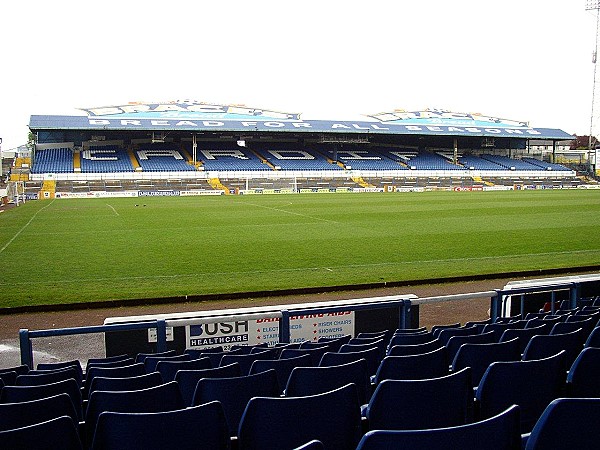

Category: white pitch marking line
[107, 204, 120, 216]
[0, 199, 55, 255]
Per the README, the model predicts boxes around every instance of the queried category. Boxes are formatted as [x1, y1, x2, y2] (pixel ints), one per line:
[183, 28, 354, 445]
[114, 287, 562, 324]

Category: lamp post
[586, 0, 600, 174]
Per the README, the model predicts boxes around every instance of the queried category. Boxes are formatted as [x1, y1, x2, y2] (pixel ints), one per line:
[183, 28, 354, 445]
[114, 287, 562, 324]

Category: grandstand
[12, 102, 591, 198]
[3, 274, 600, 449]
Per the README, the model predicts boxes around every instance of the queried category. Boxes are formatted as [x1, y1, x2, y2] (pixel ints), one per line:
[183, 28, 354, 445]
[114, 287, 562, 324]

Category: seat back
[387, 339, 442, 356]
[319, 347, 381, 377]
[134, 350, 177, 364]
[451, 338, 521, 387]
[318, 335, 351, 352]
[84, 363, 146, 398]
[143, 354, 190, 373]
[220, 349, 278, 375]
[356, 405, 521, 450]
[193, 369, 279, 436]
[437, 326, 479, 346]
[374, 347, 449, 384]
[522, 328, 585, 368]
[156, 356, 211, 382]
[250, 354, 312, 392]
[85, 381, 184, 448]
[16, 366, 82, 387]
[88, 372, 164, 398]
[285, 358, 370, 404]
[0, 365, 29, 376]
[584, 326, 600, 348]
[566, 347, 600, 397]
[431, 323, 461, 339]
[175, 363, 242, 406]
[0, 371, 18, 387]
[0, 415, 82, 450]
[446, 331, 496, 362]
[0, 393, 78, 432]
[499, 325, 547, 354]
[37, 360, 83, 382]
[184, 346, 224, 359]
[524, 398, 600, 450]
[476, 351, 566, 432]
[365, 368, 473, 430]
[280, 347, 330, 367]
[90, 401, 230, 450]
[86, 357, 136, 372]
[340, 340, 386, 361]
[387, 332, 435, 347]
[0, 378, 82, 420]
[238, 383, 362, 450]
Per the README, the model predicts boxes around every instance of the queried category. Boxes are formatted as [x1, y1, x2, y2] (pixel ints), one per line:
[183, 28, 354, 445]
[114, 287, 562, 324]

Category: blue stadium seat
[566, 347, 600, 397]
[220, 349, 278, 375]
[387, 339, 443, 356]
[364, 368, 473, 430]
[174, 363, 242, 406]
[584, 326, 600, 348]
[0, 393, 78, 432]
[156, 356, 211, 382]
[356, 405, 521, 450]
[280, 347, 330, 367]
[0, 378, 82, 420]
[522, 328, 585, 368]
[523, 398, 600, 450]
[85, 381, 184, 448]
[498, 324, 547, 354]
[249, 354, 312, 392]
[16, 366, 82, 388]
[388, 332, 435, 347]
[451, 338, 521, 387]
[446, 330, 496, 362]
[0, 415, 82, 450]
[373, 347, 449, 384]
[84, 363, 146, 398]
[437, 325, 479, 346]
[90, 401, 230, 450]
[238, 383, 362, 450]
[135, 350, 177, 364]
[285, 359, 370, 404]
[319, 347, 381, 377]
[192, 369, 279, 437]
[143, 354, 190, 373]
[37, 360, 83, 382]
[476, 351, 566, 432]
[88, 372, 164, 398]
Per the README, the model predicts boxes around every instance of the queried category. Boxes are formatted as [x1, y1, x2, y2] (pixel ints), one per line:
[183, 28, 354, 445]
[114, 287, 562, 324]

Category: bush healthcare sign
[186, 311, 355, 350]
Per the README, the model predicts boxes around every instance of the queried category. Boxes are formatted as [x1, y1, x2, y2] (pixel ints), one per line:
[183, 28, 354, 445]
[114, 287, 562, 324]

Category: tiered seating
[80, 146, 134, 173]
[402, 151, 464, 170]
[322, 148, 406, 171]
[135, 144, 196, 172]
[196, 145, 271, 171]
[260, 146, 339, 171]
[481, 155, 543, 170]
[458, 154, 505, 170]
[2, 306, 599, 450]
[522, 158, 572, 171]
[31, 148, 74, 173]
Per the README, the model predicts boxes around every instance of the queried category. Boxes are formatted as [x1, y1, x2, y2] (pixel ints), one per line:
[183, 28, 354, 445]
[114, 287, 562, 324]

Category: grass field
[1, 189, 599, 308]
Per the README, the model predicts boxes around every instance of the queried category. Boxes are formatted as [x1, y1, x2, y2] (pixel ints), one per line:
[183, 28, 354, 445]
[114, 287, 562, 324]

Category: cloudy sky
[0, 0, 597, 150]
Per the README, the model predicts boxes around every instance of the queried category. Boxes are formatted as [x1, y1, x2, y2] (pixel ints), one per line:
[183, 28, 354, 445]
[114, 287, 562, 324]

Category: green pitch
[1, 189, 599, 308]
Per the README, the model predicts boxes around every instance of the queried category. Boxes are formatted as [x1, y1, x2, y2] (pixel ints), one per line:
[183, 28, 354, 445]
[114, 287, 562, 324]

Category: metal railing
[17, 277, 595, 368]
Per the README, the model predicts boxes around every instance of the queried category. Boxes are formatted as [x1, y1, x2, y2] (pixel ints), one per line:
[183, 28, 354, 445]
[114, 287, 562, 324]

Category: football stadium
[1, 101, 600, 449]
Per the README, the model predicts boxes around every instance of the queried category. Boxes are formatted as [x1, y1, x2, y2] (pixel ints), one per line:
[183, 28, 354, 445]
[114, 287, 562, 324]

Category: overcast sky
[0, 0, 597, 150]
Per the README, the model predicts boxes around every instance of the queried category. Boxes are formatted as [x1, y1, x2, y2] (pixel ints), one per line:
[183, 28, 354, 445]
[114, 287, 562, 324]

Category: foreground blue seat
[0, 393, 78, 432]
[364, 368, 473, 430]
[584, 326, 600, 347]
[285, 359, 370, 404]
[451, 338, 521, 387]
[356, 405, 521, 450]
[175, 363, 242, 406]
[193, 369, 279, 437]
[37, 360, 83, 383]
[17, 366, 82, 388]
[446, 330, 496, 362]
[0, 415, 82, 450]
[84, 363, 146, 398]
[90, 400, 230, 450]
[88, 372, 164, 398]
[566, 347, 600, 397]
[476, 351, 566, 432]
[156, 356, 211, 382]
[523, 398, 600, 450]
[522, 328, 585, 368]
[85, 381, 184, 448]
[320, 347, 381, 377]
[373, 347, 449, 384]
[250, 354, 311, 392]
[0, 378, 82, 420]
[238, 383, 362, 450]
